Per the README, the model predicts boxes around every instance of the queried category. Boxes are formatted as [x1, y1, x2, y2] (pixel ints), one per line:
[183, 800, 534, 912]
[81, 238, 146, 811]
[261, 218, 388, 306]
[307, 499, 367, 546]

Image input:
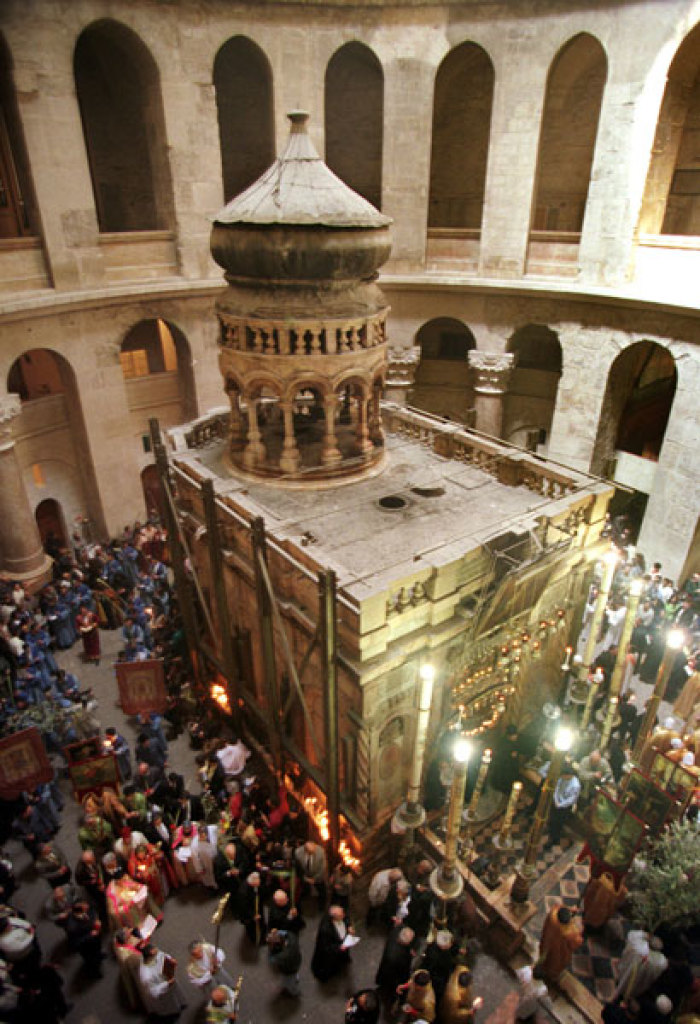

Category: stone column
[355, 395, 374, 457]
[0, 395, 52, 589]
[385, 346, 421, 407]
[467, 352, 516, 439]
[279, 400, 301, 474]
[228, 391, 245, 452]
[242, 398, 266, 469]
[321, 395, 342, 467]
[369, 384, 384, 445]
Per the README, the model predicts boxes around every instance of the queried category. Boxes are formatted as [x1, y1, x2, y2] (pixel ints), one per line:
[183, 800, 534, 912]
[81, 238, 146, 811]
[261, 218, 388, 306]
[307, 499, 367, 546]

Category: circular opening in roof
[378, 495, 407, 510]
[411, 485, 446, 498]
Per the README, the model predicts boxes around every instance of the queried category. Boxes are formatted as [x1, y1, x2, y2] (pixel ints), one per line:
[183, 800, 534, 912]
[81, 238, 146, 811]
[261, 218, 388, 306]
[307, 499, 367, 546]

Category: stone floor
[3, 627, 548, 1024]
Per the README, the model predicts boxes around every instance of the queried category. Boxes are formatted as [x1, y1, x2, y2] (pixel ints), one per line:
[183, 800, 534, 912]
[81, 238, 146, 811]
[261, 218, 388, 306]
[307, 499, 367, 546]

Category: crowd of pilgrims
[0, 521, 489, 1024]
[0, 515, 698, 1024]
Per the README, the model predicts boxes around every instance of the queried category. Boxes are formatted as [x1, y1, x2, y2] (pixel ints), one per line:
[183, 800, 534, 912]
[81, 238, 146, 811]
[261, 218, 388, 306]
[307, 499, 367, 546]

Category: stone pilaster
[385, 347, 421, 407]
[0, 396, 53, 589]
[467, 352, 516, 439]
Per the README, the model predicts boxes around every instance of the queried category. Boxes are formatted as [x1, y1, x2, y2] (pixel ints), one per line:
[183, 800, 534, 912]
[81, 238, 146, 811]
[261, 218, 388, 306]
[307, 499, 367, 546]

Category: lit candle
[467, 748, 492, 818]
[499, 780, 523, 842]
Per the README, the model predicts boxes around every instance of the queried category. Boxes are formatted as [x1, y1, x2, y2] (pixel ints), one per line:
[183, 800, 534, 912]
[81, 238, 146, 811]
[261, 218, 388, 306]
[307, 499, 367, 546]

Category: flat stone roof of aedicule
[184, 432, 591, 601]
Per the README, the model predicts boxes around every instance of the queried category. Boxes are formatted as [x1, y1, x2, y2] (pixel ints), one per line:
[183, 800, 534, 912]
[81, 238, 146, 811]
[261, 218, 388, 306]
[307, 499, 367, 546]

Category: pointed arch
[428, 42, 495, 230]
[325, 41, 384, 210]
[213, 36, 274, 203]
[74, 20, 173, 232]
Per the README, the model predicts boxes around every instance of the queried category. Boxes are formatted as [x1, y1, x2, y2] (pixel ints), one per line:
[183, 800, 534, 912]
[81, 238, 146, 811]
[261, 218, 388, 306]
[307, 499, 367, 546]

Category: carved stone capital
[0, 394, 21, 450]
[468, 351, 516, 394]
[386, 346, 421, 388]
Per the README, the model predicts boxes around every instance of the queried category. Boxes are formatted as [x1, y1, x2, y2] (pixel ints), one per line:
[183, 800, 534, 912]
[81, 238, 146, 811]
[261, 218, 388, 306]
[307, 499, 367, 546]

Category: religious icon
[69, 753, 119, 802]
[621, 769, 676, 829]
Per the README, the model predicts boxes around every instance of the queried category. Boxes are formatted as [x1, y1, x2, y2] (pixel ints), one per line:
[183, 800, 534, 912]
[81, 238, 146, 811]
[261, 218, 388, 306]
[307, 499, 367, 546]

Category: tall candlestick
[499, 780, 523, 843]
[465, 748, 492, 821]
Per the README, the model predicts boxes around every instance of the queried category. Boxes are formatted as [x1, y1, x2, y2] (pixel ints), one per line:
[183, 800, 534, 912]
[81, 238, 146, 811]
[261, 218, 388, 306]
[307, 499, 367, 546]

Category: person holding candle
[128, 841, 169, 907]
[441, 966, 484, 1024]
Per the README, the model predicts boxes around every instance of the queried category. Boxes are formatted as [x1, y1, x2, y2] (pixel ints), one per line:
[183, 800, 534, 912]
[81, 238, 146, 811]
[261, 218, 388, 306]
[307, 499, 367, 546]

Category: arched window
[213, 36, 274, 203]
[503, 325, 562, 450]
[74, 20, 173, 232]
[639, 23, 700, 236]
[428, 42, 494, 230]
[412, 318, 476, 422]
[325, 42, 384, 210]
[0, 34, 38, 238]
[531, 34, 607, 234]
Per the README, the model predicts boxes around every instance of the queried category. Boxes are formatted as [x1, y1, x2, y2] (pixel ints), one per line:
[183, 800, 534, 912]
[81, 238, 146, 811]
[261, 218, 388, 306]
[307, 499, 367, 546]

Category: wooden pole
[320, 569, 340, 866]
[149, 418, 202, 687]
[251, 517, 281, 770]
[201, 479, 240, 731]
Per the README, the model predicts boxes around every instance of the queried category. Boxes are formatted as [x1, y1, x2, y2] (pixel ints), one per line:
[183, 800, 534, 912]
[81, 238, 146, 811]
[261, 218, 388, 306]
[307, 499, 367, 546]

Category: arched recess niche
[213, 36, 275, 203]
[325, 41, 384, 210]
[7, 348, 105, 539]
[527, 33, 607, 276]
[74, 19, 174, 233]
[119, 318, 198, 433]
[503, 324, 562, 451]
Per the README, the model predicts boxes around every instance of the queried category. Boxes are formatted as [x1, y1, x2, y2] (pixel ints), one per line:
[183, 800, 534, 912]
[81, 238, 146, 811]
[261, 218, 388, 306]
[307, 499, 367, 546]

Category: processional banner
[0, 727, 53, 799]
[116, 658, 167, 715]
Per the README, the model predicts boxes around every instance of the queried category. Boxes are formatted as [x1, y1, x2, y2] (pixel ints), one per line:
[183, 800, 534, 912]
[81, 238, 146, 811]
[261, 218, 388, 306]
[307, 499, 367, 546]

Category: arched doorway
[120, 318, 197, 430]
[74, 20, 173, 232]
[35, 498, 67, 550]
[638, 23, 700, 236]
[592, 341, 677, 537]
[325, 42, 384, 210]
[411, 318, 476, 422]
[503, 324, 562, 451]
[213, 36, 274, 203]
[528, 33, 607, 274]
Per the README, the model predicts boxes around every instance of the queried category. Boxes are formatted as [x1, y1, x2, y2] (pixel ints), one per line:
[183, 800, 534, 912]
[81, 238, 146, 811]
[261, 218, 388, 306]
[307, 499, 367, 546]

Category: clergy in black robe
[375, 925, 415, 995]
[213, 841, 249, 902]
[310, 905, 353, 981]
[237, 871, 267, 944]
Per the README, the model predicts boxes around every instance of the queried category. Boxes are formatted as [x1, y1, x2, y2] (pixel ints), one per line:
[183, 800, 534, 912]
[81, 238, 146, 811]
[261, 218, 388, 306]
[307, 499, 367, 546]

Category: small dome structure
[211, 111, 392, 283]
[212, 112, 393, 484]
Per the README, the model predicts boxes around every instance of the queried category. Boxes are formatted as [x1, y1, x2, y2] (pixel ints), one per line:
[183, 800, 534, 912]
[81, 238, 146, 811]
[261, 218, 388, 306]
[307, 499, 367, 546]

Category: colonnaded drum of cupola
[210, 111, 393, 484]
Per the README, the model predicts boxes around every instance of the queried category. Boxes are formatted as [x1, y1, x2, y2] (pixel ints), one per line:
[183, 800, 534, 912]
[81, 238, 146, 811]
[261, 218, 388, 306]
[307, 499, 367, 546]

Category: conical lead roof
[213, 110, 391, 230]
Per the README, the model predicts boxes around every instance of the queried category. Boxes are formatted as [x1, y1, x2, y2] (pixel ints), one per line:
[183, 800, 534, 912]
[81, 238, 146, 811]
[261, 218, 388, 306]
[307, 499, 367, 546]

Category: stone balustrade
[218, 311, 387, 356]
[183, 410, 230, 449]
[381, 403, 584, 499]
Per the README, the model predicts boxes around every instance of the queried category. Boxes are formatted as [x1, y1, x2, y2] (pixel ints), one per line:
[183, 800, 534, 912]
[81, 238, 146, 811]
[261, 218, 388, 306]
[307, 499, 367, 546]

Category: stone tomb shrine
[165, 113, 613, 862]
